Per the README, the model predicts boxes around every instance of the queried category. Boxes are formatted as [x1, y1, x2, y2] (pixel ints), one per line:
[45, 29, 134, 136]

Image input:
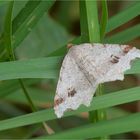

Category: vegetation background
[0, 0, 140, 139]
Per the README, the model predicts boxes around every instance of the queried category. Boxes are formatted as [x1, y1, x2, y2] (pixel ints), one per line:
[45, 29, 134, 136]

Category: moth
[54, 43, 140, 118]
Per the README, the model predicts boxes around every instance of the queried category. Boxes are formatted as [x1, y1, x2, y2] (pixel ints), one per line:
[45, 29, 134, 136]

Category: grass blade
[43, 112, 140, 138]
[105, 24, 140, 44]
[3, 1, 14, 60]
[0, 79, 40, 98]
[0, 56, 62, 81]
[106, 2, 140, 32]
[3, 87, 53, 105]
[0, 57, 139, 81]
[12, 0, 55, 48]
[80, 0, 100, 43]
[125, 59, 140, 74]
[0, 0, 55, 60]
[0, 86, 140, 131]
[47, 37, 81, 57]
[100, 0, 108, 40]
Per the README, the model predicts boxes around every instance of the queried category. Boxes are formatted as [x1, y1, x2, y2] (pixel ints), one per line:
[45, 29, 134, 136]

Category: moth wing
[70, 43, 140, 84]
[54, 43, 140, 118]
[54, 52, 97, 118]
[91, 44, 140, 83]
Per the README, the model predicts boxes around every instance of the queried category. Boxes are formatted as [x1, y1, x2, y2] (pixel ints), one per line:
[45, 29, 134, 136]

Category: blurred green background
[0, 0, 140, 139]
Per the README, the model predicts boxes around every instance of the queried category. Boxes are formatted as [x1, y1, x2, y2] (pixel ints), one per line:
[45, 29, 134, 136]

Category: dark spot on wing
[68, 88, 77, 97]
[123, 45, 133, 53]
[114, 56, 120, 59]
[54, 98, 64, 107]
[111, 59, 119, 63]
[110, 55, 120, 63]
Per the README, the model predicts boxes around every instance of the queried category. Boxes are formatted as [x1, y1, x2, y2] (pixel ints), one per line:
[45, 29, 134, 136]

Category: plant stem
[4, 1, 54, 135]
[18, 79, 36, 111]
[80, 0, 100, 43]
[100, 0, 108, 41]
[80, 0, 108, 139]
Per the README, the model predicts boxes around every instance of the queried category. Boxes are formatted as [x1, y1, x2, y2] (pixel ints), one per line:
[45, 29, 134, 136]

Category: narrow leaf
[12, 0, 55, 48]
[106, 2, 140, 32]
[0, 57, 62, 81]
[100, 0, 108, 40]
[0, 57, 139, 81]
[105, 24, 140, 44]
[80, 0, 100, 43]
[3, 1, 14, 60]
[0, 86, 139, 131]
[43, 112, 140, 138]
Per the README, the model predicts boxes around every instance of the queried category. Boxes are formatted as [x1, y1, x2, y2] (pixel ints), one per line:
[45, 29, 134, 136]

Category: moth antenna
[67, 43, 73, 49]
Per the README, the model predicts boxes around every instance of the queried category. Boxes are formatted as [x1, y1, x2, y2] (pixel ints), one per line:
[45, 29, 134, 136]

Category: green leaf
[0, 86, 139, 131]
[0, 79, 40, 97]
[3, 87, 54, 105]
[0, 0, 55, 60]
[106, 2, 140, 32]
[47, 37, 81, 57]
[105, 24, 140, 44]
[0, 56, 139, 81]
[0, 56, 62, 81]
[12, 0, 55, 48]
[43, 112, 140, 139]
[100, 0, 108, 40]
[3, 1, 14, 60]
[80, 0, 100, 43]
[16, 15, 69, 58]
[125, 59, 140, 74]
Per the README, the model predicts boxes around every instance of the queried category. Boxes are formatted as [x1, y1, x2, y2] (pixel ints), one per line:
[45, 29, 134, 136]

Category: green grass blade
[3, 1, 14, 60]
[80, 0, 102, 125]
[0, 79, 40, 97]
[105, 24, 140, 44]
[0, 86, 139, 131]
[0, 0, 55, 60]
[0, 1, 7, 6]
[80, 0, 100, 43]
[100, 0, 108, 40]
[106, 2, 140, 32]
[0, 57, 139, 81]
[125, 59, 140, 74]
[2, 0, 52, 133]
[12, 0, 55, 48]
[3, 87, 53, 105]
[12, 1, 40, 34]
[0, 56, 62, 81]
[43, 112, 140, 138]
[47, 37, 81, 57]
